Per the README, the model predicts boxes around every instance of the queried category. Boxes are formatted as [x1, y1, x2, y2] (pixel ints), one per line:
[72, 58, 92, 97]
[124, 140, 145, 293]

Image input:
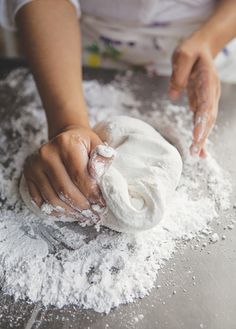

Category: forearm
[193, 0, 236, 57]
[16, 0, 89, 139]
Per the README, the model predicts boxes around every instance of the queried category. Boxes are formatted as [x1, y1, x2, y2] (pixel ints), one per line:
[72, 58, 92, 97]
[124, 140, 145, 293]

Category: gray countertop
[0, 66, 236, 329]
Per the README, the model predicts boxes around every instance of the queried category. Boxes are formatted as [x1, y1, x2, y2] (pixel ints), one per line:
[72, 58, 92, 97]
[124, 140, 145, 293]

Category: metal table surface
[0, 63, 236, 329]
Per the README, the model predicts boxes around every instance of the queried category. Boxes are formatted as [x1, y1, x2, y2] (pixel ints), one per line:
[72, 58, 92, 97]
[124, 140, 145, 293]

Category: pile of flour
[0, 69, 232, 313]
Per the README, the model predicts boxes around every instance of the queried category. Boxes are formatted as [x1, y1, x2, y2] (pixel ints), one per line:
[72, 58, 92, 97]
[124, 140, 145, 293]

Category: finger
[89, 144, 115, 179]
[169, 47, 196, 100]
[43, 153, 91, 211]
[61, 141, 105, 207]
[199, 147, 207, 158]
[190, 112, 210, 156]
[188, 59, 220, 156]
[190, 106, 217, 156]
[26, 179, 43, 207]
[31, 171, 82, 219]
[190, 84, 219, 155]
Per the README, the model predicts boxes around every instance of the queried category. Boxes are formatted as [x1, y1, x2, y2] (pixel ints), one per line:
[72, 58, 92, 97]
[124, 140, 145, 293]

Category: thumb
[169, 46, 197, 100]
[88, 143, 116, 181]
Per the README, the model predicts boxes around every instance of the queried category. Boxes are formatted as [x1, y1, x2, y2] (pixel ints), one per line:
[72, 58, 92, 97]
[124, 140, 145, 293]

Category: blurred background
[0, 27, 22, 58]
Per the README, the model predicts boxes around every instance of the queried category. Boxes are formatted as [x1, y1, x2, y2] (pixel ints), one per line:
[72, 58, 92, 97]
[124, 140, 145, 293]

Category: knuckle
[174, 46, 193, 62]
[38, 144, 50, 161]
[182, 48, 194, 60]
[54, 132, 84, 148]
[54, 132, 69, 146]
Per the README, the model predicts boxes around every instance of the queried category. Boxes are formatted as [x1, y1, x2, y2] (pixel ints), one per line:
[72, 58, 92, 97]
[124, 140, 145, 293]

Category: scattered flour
[0, 69, 232, 313]
[210, 233, 220, 243]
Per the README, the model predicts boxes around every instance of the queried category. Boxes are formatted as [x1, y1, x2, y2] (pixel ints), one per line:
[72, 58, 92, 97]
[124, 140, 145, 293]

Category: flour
[0, 69, 232, 313]
[210, 233, 220, 243]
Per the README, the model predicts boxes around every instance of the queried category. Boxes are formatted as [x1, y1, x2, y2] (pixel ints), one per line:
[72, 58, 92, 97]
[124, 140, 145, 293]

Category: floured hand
[23, 125, 107, 222]
[168, 34, 220, 158]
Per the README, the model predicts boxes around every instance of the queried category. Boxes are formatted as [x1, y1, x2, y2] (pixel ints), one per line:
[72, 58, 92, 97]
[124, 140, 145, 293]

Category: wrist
[192, 19, 236, 59]
[47, 104, 90, 139]
[189, 30, 216, 59]
[200, 30, 225, 59]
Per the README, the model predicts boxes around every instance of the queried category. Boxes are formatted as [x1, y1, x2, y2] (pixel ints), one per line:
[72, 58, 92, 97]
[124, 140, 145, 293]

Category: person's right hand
[24, 125, 106, 222]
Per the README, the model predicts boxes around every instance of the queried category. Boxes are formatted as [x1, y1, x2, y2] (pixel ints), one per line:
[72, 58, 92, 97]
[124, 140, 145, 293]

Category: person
[0, 0, 236, 219]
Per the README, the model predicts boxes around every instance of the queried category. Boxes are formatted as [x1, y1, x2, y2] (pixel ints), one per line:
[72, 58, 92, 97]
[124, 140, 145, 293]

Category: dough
[20, 116, 182, 233]
[93, 116, 182, 232]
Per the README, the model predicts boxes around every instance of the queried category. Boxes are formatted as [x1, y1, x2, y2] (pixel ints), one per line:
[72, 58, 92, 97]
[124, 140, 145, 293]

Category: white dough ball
[93, 116, 183, 232]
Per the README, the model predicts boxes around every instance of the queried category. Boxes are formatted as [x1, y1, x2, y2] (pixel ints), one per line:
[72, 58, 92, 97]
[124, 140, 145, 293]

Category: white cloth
[80, 0, 215, 26]
[0, 0, 215, 30]
[1, 0, 236, 83]
[0, 0, 80, 30]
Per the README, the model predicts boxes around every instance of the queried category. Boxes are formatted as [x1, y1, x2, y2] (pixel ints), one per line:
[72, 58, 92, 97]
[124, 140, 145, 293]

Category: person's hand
[24, 125, 106, 222]
[168, 33, 221, 157]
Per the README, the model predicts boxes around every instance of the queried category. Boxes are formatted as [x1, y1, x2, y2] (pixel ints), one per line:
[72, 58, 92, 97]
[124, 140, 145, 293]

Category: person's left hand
[168, 33, 221, 158]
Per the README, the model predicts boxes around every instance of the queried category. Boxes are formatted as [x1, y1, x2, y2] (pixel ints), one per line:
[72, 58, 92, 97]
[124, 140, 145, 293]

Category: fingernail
[99, 198, 106, 207]
[30, 199, 39, 208]
[200, 148, 208, 159]
[168, 89, 179, 100]
[96, 144, 116, 158]
[200, 151, 207, 159]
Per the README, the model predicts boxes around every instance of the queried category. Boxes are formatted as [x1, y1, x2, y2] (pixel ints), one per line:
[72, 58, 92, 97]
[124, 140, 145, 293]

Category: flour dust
[0, 69, 232, 313]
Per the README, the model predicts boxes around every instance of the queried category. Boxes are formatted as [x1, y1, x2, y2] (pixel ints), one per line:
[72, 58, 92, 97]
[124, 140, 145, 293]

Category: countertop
[0, 62, 236, 329]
